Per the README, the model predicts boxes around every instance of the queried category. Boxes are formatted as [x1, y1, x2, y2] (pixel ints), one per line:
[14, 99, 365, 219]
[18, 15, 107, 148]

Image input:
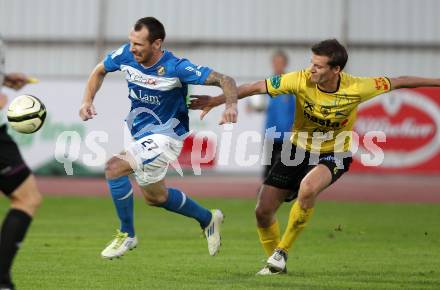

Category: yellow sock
[257, 220, 280, 257]
[278, 201, 314, 252]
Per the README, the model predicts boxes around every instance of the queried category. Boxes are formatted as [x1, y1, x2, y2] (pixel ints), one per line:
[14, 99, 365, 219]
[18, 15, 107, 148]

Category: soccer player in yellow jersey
[190, 39, 440, 275]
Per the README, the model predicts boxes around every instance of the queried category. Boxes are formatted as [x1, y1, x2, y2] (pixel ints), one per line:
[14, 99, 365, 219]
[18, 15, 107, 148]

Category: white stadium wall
[2, 0, 440, 78]
[3, 0, 439, 43]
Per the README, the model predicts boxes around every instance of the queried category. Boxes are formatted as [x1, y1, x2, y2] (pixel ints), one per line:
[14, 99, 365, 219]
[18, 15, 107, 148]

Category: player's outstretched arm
[191, 80, 266, 120]
[79, 63, 107, 121]
[389, 76, 440, 90]
[203, 70, 238, 124]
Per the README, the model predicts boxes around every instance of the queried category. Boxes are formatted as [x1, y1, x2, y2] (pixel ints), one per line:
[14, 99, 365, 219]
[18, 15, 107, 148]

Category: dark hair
[134, 17, 166, 43]
[311, 39, 348, 70]
[272, 50, 289, 64]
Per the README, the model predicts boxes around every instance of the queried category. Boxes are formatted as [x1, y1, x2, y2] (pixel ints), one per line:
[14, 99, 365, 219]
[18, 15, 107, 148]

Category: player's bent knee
[22, 190, 42, 211]
[105, 158, 123, 179]
[104, 159, 116, 179]
[10, 177, 42, 216]
[298, 179, 319, 207]
[105, 156, 135, 180]
[255, 205, 275, 226]
[299, 178, 319, 197]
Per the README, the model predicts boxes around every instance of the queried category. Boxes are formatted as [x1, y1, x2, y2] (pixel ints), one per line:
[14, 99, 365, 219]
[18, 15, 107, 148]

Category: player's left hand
[4, 73, 35, 90]
[219, 103, 238, 125]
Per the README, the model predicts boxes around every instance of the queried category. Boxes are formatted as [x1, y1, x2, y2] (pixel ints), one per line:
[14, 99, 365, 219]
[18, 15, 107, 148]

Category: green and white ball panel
[7, 94, 46, 134]
[8, 117, 43, 133]
[7, 95, 42, 117]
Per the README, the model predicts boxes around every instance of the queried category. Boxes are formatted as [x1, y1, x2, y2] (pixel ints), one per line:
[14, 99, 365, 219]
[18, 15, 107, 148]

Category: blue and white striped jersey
[104, 43, 212, 140]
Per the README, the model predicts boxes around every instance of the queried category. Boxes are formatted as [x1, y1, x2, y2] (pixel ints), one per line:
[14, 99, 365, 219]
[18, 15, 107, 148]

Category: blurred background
[1, 0, 440, 198]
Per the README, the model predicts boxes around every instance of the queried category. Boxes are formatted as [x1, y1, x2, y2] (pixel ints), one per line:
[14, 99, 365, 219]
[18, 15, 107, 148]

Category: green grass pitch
[1, 196, 440, 289]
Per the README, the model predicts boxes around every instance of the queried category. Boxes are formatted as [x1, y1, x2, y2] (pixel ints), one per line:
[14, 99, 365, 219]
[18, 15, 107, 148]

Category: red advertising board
[351, 88, 440, 173]
[177, 134, 216, 169]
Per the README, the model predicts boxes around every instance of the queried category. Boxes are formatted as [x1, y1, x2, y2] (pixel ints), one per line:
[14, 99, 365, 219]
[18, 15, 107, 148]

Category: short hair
[311, 39, 348, 70]
[272, 50, 289, 64]
[134, 17, 166, 43]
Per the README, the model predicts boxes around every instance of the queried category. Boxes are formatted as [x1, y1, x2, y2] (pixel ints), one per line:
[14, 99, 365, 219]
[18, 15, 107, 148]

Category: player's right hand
[189, 95, 215, 120]
[79, 102, 97, 121]
[219, 103, 238, 125]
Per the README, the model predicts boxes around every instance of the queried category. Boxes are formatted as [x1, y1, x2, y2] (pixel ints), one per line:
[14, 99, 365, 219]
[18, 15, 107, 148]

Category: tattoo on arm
[204, 71, 238, 105]
[204, 71, 225, 87]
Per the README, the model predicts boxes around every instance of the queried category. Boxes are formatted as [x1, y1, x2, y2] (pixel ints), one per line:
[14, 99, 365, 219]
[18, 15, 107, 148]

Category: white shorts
[127, 134, 183, 186]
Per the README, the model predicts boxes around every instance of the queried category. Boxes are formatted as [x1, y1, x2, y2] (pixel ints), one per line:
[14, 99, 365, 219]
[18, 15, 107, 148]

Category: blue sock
[107, 176, 135, 237]
[161, 188, 212, 228]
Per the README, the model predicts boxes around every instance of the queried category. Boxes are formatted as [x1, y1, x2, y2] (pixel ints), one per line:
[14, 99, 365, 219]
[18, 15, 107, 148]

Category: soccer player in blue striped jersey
[79, 17, 237, 259]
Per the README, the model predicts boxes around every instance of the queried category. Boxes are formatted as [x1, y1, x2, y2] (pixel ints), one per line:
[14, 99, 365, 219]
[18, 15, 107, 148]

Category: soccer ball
[7, 95, 47, 134]
[248, 94, 267, 112]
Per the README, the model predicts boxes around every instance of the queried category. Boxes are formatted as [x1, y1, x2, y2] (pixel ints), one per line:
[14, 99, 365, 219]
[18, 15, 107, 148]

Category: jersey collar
[139, 50, 168, 69]
[317, 74, 341, 94]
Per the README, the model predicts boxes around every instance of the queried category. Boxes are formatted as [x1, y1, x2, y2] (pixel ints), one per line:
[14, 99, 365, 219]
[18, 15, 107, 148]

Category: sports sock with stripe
[107, 176, 135, 237]
[161, 188, 212, 228]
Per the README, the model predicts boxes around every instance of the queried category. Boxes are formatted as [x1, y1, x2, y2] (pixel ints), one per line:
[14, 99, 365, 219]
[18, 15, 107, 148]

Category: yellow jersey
[266, 69, 391, 153]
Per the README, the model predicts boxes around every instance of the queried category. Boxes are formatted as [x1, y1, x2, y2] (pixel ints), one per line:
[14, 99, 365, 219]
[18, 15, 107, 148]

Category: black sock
[0, 209, 32, 287]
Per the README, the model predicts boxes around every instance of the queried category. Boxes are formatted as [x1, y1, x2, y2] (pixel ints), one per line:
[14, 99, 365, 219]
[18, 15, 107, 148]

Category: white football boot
[101, 230, 138, 259]
[203, 209, 224, 256]
[265, 248, 288, 273]
[256, 265, 287, 276]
